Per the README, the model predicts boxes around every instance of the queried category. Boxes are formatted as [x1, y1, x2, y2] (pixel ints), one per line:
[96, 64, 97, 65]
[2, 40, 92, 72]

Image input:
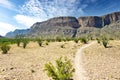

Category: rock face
[0, 35, 3, 38]
[6, 29, 30, 38]
[5, 11, 120, 38]
[28, 17, 80, 37]
[78, 12, 120, 28]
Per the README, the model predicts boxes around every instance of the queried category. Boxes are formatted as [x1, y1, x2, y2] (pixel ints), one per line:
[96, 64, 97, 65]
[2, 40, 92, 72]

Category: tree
[1, 43, 10, 54]
[44, 57, 75, 80]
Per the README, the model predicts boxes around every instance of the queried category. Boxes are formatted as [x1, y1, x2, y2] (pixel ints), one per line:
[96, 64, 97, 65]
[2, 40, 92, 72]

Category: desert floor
[0, 40, 120, 80]
[0, 41, 82, 80]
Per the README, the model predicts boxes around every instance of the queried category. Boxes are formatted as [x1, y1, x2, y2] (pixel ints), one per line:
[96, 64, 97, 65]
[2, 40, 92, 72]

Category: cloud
[19, 0, 84, 19]
[0, 22, 18, 36]
[0, 0, 15, 10]
[14, 15, 44, 28]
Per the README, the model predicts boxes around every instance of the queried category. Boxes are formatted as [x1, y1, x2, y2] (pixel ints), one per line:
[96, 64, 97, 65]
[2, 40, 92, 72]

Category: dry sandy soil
[0, 40, 120, 80]
[83, 40, 120, 80]
[0, 41, 82, 80]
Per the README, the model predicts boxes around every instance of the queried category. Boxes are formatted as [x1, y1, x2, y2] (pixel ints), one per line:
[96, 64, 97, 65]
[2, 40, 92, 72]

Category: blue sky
[0, 0, 120, 36]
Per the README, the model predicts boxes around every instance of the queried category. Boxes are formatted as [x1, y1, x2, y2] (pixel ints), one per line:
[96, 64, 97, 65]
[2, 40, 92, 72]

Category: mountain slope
[5, 11, 120, 38]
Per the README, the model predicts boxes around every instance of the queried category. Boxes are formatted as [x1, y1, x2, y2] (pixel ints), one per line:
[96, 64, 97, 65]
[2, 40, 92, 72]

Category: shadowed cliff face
[5, 11, 120, 38]
[78, 12, 120, 28]
[28, 17, 80, 37]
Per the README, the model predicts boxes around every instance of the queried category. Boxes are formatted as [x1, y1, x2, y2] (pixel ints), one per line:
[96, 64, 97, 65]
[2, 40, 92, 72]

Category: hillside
[5, 11, 120, 38]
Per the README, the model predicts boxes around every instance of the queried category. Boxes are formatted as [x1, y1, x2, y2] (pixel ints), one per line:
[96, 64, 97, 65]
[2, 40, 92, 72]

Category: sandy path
[74, 41, 96, 80]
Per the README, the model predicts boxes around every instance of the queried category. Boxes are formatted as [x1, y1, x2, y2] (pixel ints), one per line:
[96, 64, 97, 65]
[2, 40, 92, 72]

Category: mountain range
[6, 11, 120, 38]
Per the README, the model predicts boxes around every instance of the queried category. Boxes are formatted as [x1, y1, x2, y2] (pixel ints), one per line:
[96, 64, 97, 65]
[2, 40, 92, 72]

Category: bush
[61, 44, 65, 48]
[45, 41, 49, 45]
[74, 38, 79, 43]
[80, 37, 88, 44]
[96, 38, 101, 44]
[22, 39, 29, 48]
[16, 38, 21, 47]
[1, 43, 10, 54]
[44, 57, 75, 80]
[37, 39, 42, 47]
[101, 36, 109, 48]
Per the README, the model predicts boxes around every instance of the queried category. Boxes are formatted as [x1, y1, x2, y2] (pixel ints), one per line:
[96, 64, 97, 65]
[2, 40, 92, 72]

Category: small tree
[22, 39, 29, 48]
[80, 37, 88, 44]
[74, 38, 79, 43]
[44, 57, 75, 80]
[37, 39, 42, 47]
[96, 38, 101, 44]
[101, 36, 109, 48]
[1, 43, 10, 54]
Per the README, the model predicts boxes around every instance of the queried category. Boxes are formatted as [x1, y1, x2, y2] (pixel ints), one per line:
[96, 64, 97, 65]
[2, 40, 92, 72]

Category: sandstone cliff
[78, 12, 120, 28]
[28, 17, 80, 37]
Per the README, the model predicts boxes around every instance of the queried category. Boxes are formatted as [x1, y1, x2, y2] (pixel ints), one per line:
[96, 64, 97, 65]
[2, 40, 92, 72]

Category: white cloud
[0, 22, 18, 36]
[14, 15, 45, 28]
[0, 0, 15, 10]
[15, 0, 87, 27]
[19, 0, 84, 19]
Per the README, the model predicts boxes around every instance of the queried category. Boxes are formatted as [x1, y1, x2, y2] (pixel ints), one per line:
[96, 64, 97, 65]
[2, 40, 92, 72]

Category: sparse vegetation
[80, 37, 88, 44]
[37, 39, 43, 47]
[101, 36, 109, 48]
[0, 43, 10, 54]
[96, 38, 101, 44]
[74, 38, 79, 43]
[44, 57, 75, 80]
[22, 39, 29, 48]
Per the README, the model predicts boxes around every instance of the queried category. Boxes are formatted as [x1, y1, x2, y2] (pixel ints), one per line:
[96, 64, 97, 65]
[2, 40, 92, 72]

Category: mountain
[28, 17, 80, 37]
[0, 35, 3, 38]
[5, 29, 30, 38]
[6, 11, 120, 38]
[78, 12, 120, 28]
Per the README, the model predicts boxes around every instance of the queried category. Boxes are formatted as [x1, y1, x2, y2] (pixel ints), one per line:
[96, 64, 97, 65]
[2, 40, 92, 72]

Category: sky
[0, 0, 120, 36]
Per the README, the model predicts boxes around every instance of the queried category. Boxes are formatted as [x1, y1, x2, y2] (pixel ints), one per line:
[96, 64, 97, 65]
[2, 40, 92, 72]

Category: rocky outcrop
[28, 17, 80, 37]
[78, 12, 120, 28]
[5, 11, 120, 38]
[5, 29, 30, 38]
[0, 35, 3, 38]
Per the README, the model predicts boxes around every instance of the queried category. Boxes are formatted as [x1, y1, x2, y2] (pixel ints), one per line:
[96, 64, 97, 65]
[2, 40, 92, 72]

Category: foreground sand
[0, 41, 81, 80]
[83, 40, 120, 80]
[1, 40, 120, 80]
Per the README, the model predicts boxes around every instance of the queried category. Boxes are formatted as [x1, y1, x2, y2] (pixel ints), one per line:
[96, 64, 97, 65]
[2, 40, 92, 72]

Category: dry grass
[83, 40, 120, 80]
[0, 41, 82, 80]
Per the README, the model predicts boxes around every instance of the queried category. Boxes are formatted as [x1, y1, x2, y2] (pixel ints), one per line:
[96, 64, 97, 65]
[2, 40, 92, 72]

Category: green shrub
[74, 38, 79, 43]
[56, 37, 62, 42]
[45, 41, 49, 45]
[44, 57, 75, 80]
[16, 38, 21, 47]
[61, 44, 65, 48]
[22, 39, 29, 48]
[101, 36, 109, 48]
[96, 38, 101, 44]
[1, 43, 10, 54]
[37, 39, 42, 47]
[80, 37, 88, 44]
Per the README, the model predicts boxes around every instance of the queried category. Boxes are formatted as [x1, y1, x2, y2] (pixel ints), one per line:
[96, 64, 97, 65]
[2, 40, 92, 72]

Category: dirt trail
[74, 41, 96, 80]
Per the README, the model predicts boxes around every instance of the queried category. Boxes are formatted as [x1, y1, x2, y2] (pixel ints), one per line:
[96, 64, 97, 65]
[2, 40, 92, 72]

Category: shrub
[44, 57, 75, 80]
[22, 39, 29, 48]
[80, 37, 88, 44]
[45, 41, 49, 45]
[61, 44, 65, 48]
[74, 38, 79, 43]
[101, 36, 109, 48]
[16, 38, 21, 47]
[1, 43, 10, 54]
[96, 38, 101, 44]
[56, 37, 62, 42]
[37, 39, 42, 47]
